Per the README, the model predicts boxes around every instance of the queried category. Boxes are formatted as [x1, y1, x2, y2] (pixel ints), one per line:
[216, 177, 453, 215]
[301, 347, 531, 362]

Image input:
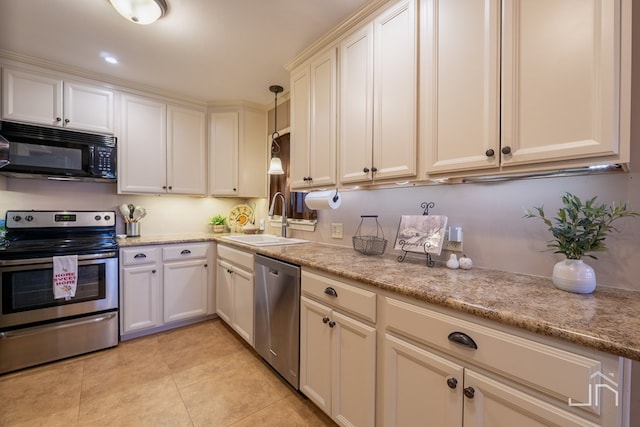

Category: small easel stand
[397, 202, 437, 268]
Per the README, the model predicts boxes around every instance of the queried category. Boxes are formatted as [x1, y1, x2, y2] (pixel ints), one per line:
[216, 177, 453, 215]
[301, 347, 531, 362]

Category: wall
[0, 178, 250, 236]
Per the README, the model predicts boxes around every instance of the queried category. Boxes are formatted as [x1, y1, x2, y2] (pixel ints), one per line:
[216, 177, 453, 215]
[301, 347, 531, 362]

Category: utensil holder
[126, 222, 140, 237]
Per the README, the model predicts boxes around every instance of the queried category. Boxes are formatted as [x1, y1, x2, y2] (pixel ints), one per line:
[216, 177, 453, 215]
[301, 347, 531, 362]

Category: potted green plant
[208, 214, 227, 233]
[524, 192, 638, 293]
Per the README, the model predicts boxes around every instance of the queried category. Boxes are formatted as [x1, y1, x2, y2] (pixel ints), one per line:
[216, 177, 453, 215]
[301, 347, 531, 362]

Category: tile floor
[0, 319, 335, 426]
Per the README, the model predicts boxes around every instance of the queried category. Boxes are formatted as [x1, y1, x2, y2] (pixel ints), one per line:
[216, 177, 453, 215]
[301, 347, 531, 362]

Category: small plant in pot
[524, 192, 638, 293]
[208, 214, 227, 233]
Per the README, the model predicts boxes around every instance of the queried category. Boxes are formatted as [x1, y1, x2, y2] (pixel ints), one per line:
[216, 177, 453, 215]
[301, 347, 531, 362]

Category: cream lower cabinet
[300, 270, 376, 427]
[120, 246, 162, 335]
[120, 243, 213, 340]
[216, 244, 254, 346]
[382, 296, 625, 427]
[162, 244, 210, 323]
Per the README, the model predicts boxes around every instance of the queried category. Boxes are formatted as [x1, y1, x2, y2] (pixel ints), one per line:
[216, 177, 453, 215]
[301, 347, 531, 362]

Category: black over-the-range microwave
[0, 120, 116, 182]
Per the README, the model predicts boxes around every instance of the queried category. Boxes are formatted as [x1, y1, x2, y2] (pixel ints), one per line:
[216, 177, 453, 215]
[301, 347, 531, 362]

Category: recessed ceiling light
[104, 56, 119, 64]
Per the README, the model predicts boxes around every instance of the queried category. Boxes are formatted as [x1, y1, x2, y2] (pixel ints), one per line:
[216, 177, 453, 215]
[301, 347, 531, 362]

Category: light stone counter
[117, 233, 640, 361]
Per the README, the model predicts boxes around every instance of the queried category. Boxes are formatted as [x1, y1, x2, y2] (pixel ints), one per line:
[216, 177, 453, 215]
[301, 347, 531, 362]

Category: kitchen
[1, 0, 640, 426]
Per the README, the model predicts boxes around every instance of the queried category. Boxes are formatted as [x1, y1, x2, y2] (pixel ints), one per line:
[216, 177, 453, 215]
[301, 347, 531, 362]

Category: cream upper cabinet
[167, 105, 207, 195]
[289, 47, 337, 190]
[420, 0, 500, 175]
[118, 93, 206, 195]
[2, 66, 114, 134]
[423, 0, 630, 176]
[339, 0, 417, 185]
[209, 105, 267, 197]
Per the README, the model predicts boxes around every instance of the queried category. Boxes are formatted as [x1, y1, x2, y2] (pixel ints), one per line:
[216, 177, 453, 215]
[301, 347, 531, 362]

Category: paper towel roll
[304, 190, 342, 210]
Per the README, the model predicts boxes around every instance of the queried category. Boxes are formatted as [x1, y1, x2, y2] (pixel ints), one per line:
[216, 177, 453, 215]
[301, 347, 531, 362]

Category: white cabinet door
[118, 94, 167, 194]
[463, 369, 599, 427]
[331, 310, 376, 427]
[383, 333, 463, 427]
[501, 0, 622, 168]
[290, 48, 337, 190]
[167, 105, 206, 195]
[2, 67, 63, 126]
[163, 259, 208, 323]
[209, 111, 239, 196]
[121, 263, 161, 334]
[2, 67, 114, 133]
[216, 259, 233, 324]
[290, 65, 312, 189]
[64, 80, 114, 134]
[300, 296, 333, 416]
[372, 0, 417, 181]
[339, 23, 374, 184]
[422, 0, 500, 175]
[339, 0, 417, 185]
[231, 266, 254, 345]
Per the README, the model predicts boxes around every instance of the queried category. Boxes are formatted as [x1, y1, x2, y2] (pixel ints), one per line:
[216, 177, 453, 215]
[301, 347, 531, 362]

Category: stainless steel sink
[220, 234, 310, 247]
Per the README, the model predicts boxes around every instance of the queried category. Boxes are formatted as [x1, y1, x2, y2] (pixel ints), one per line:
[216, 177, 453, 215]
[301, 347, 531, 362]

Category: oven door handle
[0, 312, 118, 339]
[0, 252, 117, 267]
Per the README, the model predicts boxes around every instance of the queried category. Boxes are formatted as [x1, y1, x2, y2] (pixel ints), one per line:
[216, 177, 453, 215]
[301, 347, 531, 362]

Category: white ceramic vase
[552, 258, 596, 294]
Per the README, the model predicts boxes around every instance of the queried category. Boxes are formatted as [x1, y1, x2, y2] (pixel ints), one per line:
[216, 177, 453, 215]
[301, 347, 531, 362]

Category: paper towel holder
[332, 188, 340, 203]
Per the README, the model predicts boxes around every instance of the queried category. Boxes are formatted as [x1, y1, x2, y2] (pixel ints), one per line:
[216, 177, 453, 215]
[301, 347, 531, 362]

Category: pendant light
[267, 85, 285, 175]
[109, 0, 168, 25]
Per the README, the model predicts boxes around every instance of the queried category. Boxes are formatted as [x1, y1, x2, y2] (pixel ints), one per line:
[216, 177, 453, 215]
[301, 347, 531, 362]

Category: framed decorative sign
[394, 215, 448, 255]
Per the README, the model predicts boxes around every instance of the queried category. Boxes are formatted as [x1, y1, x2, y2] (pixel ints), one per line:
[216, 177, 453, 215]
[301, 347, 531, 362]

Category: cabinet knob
[64, 118, 70, 123]
[227, 269, 233, 274]
[371, 166, 377, 173]
[152, 269, 156, 274]
[56, 117, 62, 122]
[204, 264, 208, 268]
[446, 377, 458, 389]
[328, 321, 336, 328]
[168, 186, 173, 190]
[363, 167, 370, 173]
[162, 185, 167, 189]
[501, 146, 512, 155]
[324, 287, 338, 297]
[322, 316, 330, 324]
[485, 149, 495, 157]
[463, 387, 475, 399]
[233, 188, 237, 192]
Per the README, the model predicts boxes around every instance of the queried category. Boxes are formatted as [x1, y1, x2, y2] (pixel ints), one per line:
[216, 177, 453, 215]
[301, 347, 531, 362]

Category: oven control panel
[5, 211, 116, 229]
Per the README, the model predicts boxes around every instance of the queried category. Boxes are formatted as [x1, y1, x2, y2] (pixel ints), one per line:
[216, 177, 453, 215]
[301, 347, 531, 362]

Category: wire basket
[352, 215, 387, 255]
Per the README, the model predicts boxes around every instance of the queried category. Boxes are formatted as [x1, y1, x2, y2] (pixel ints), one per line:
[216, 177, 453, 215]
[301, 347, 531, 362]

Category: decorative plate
[227, 204, 254, 227]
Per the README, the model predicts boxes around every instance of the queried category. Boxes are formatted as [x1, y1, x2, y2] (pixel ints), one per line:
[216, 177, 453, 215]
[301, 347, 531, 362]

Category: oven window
[2, 263, 106, 314]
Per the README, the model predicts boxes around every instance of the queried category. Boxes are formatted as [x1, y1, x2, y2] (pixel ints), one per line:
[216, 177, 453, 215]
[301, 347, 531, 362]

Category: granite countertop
[118, 233, 640, 361]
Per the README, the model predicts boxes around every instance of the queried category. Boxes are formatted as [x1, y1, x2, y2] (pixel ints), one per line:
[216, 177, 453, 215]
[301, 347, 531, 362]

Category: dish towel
[53, 255, 78, 300]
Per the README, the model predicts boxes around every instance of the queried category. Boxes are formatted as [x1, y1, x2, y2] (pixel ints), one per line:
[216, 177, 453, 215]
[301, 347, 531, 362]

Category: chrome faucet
[268, 192, 288, 237]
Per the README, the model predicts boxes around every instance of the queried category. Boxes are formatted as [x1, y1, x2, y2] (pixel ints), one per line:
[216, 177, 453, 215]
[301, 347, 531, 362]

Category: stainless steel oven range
[0, 210, 119, 374]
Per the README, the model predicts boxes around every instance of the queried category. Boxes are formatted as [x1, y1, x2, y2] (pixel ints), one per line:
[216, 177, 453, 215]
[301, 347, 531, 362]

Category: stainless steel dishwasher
[254, 254, 301, 389]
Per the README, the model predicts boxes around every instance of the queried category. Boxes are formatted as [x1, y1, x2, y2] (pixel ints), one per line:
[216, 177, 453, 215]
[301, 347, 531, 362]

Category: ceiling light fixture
[109, 0, 168, 25]
[267, 85, 285, 175]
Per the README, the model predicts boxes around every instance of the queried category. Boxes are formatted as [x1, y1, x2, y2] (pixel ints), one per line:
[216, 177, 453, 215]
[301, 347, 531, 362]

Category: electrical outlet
[331, 223, 343, 239]
[442, 229, 463, 252]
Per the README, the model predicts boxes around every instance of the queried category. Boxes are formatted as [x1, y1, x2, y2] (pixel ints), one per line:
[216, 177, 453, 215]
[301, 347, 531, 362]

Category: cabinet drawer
[121, 247, 161, 265]
[162, 243, 210, 261]
[217, 244, 254, 271]
[384, 297, 602, 411]
[302, 270, 376, 323]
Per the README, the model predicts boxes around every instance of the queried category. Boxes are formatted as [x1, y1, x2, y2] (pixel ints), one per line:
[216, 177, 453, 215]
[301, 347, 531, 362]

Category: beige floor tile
[0, 359, 84, 426]
[0, 319, 336, 427]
